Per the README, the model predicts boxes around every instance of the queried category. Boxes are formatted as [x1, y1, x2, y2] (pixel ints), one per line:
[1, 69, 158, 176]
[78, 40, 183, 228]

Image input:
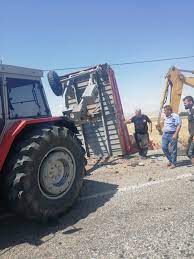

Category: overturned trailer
[48, 64, 132, 157]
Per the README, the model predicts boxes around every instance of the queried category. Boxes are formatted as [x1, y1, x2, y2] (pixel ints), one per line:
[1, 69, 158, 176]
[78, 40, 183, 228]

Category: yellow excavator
[157, 66, 194, 134]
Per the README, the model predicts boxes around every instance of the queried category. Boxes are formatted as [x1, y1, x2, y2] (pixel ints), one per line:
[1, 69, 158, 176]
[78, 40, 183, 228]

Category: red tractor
[0, 64, 86, 221]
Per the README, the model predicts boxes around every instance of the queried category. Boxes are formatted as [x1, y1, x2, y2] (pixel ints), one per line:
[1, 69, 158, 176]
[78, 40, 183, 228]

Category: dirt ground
[0, 150, 193, 259]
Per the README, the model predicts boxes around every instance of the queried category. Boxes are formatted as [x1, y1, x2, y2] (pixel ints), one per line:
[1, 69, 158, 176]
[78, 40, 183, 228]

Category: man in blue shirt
[162, 105, 182, 169]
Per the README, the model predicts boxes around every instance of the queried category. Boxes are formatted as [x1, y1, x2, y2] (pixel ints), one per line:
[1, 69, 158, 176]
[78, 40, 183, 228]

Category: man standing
[162, 105, 182, 169]
[126, 109, 152, 158]
[183, 96, 194, 165]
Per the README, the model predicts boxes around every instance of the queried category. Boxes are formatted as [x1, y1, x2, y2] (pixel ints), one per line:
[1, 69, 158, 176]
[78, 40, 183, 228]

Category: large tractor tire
[3, 125, 85, 222]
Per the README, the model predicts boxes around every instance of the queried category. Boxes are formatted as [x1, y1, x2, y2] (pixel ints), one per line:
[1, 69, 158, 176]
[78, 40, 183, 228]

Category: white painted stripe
[79, 173, 192, 201]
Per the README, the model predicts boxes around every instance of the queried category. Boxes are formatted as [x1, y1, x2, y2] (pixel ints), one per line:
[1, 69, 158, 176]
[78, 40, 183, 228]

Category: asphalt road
[0, 151, 194, 258]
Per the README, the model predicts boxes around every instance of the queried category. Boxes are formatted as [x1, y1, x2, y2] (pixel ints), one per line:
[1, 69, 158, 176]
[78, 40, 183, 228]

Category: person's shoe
[167, 162, 172, 167]
[169, 164, 176, 169]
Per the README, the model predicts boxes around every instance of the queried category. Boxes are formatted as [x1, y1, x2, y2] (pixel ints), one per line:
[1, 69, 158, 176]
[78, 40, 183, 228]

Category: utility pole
[0, 57, 2, 65]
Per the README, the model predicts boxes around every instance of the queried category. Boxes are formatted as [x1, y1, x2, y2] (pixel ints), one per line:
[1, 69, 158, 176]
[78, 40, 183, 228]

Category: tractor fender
[0, 117, 78, 172]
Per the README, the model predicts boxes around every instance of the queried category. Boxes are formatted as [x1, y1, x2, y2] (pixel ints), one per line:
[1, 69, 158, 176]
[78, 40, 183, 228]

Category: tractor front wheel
[3, 125, 85, 221]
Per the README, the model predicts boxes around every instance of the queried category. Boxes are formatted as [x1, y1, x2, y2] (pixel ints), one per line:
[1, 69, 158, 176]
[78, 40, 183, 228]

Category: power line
[43, 55, 194, 72]
[111, 55, 194, 66]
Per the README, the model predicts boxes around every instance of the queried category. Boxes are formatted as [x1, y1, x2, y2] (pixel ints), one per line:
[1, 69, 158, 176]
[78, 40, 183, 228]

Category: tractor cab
[0, 64, 51, 135]
[0, 64, 85, 222]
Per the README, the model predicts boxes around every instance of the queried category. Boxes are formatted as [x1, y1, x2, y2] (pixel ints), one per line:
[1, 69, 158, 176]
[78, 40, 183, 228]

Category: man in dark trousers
[126, 108, 152, 158]
[161, 105, 182, 169]
[183, 96, 194, 165]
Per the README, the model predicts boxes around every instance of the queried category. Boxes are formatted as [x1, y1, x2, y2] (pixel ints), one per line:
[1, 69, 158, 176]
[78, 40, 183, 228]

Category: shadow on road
[176, 159, 192, 167]
[146, 154, 164, 158]
[0, 179, 118, 255]
[86, 157, 121, 175]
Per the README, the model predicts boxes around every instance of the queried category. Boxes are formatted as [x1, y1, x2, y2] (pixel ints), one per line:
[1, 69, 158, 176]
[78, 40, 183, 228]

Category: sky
[1, 0, 194, 116]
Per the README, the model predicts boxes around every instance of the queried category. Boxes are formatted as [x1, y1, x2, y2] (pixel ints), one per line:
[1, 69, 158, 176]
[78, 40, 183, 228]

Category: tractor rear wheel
[3, 125, 85, 221]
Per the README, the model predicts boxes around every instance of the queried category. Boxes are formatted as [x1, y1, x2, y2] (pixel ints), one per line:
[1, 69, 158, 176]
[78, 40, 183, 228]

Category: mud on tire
[2, 125, 85, 221]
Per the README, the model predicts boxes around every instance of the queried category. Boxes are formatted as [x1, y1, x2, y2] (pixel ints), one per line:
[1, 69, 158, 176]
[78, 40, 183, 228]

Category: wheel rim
[38, 147, 76, 199]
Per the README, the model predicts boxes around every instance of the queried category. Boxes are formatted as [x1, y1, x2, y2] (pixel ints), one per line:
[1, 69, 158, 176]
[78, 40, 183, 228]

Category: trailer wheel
[3, 125, 85, 221]
[47, 71, 63, 96]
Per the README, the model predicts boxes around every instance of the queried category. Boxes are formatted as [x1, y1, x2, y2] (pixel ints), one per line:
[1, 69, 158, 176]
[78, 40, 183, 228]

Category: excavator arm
[157, 66, 194, 134]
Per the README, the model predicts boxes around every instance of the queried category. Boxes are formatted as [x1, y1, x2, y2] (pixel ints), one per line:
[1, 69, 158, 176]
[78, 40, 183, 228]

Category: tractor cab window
[6, 78, 50, 119]
[0, 77, 4, 133]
